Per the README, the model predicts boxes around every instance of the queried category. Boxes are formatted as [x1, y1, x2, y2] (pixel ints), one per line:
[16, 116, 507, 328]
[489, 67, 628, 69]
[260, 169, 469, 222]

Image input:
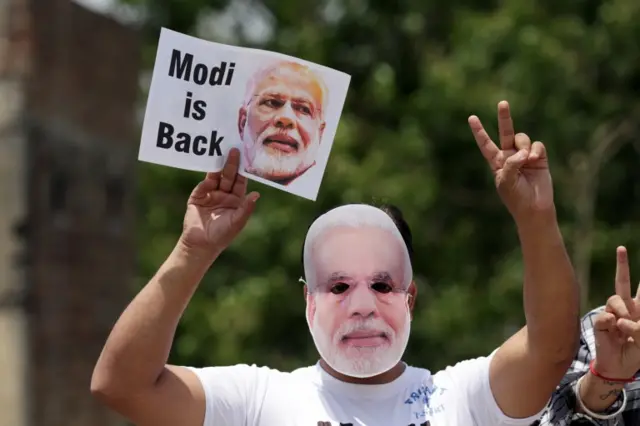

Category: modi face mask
[302, 204, 414, 378]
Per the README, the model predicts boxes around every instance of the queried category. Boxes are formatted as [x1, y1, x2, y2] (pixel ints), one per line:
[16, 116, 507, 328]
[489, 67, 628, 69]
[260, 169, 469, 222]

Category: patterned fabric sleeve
[535, 307, 627, 426]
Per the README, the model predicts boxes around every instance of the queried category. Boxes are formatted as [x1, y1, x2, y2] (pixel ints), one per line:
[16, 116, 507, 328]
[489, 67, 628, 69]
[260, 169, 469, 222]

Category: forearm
[577, 371, 624, 413]
[517, 209, 580, 360]
[91, 240, 217, 395]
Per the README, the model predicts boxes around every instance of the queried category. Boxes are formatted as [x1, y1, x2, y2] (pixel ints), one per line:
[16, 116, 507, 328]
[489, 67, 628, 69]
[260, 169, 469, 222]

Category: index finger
[191, 172, 220, 196]
[188, 172, 219, 205]
[497, 101, 515, 151]
[468, 115, 501, 170]
[616, 246, 632, 302]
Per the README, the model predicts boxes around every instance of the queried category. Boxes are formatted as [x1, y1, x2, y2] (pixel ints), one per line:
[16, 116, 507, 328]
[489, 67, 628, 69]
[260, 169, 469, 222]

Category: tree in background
[126, 0, 640, 372]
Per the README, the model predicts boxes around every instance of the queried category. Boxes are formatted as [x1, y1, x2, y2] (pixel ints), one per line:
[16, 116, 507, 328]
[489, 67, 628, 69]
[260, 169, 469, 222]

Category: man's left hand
[468, 101, 553, 221]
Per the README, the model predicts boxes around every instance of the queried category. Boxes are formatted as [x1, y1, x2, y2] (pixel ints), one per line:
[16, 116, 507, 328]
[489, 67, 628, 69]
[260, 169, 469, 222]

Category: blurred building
[0, 0, 140, 425]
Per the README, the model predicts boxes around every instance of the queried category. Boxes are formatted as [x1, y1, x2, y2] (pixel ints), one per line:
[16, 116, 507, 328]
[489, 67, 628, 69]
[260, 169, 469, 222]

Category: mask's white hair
[303, 204, 413, 290]
[242, 60, 329, 121]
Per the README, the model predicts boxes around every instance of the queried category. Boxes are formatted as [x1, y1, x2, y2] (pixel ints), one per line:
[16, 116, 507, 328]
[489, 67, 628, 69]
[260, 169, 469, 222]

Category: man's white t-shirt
[187, 354, 544, 426]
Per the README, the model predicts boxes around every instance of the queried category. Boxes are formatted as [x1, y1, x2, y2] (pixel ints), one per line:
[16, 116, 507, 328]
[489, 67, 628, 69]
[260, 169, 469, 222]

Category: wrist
[591, 359, 636, 383]
[584, 369, 626, 391]
[576, 372, 627, 418]
[514, 207, 559, 235]
[514, 209, 565, 255]
[175, 237, 222, 268]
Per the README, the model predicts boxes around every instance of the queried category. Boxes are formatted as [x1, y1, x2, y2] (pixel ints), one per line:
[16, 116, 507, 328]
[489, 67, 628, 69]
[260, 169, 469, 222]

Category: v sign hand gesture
[594, 246, 640, 379]
[468, 101, 554, 221]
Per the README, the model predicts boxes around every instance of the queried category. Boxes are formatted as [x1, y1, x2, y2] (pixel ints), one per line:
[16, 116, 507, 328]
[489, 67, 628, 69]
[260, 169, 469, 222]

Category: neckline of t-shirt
[306, 361, 431, 399]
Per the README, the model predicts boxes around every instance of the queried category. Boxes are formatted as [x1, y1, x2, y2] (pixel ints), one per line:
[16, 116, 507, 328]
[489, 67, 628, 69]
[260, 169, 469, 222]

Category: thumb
[231, 191, 260, 227]
[500, 149, 528, 184]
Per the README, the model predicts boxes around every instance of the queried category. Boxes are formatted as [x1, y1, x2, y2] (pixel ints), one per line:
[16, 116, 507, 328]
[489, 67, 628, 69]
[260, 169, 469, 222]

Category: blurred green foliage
[129, 0, 640, 372]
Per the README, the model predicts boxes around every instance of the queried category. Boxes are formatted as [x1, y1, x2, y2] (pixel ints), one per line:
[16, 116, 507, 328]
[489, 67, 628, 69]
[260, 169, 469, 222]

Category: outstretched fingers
[468, 115, 502, 171]
[606, 246, 635, 321]
[616, 246, 632, 302]
[497, 101, 515, 151]
[612, 248, 640, 344]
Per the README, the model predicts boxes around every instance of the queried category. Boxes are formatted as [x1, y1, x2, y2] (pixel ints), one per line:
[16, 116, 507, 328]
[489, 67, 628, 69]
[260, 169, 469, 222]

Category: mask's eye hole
[330, 283, 349, 294]
[371, 282, 393, 294]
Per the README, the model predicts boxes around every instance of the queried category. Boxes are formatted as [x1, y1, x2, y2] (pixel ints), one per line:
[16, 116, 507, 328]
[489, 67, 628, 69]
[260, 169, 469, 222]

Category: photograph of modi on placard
[237, 60, 328, 186]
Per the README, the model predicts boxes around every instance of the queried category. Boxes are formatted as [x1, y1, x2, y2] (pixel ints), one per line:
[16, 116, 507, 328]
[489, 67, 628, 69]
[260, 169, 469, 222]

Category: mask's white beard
[308, 303, 411, 379]
[243, 129, 320, 181]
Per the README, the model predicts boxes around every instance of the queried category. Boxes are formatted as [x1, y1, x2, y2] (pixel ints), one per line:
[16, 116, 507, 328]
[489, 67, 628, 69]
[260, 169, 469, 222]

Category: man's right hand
[593, 246, 640, 379]
[91, 148, 259, 426]
[180, 147, 260, 257]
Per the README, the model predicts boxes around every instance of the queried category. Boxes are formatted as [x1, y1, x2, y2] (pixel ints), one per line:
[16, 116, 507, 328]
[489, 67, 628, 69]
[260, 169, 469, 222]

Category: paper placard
[138, 28, 351, 201]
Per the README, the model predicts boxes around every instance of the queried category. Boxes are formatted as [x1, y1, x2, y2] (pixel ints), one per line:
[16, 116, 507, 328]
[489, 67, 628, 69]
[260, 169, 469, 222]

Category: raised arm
[488, 208, 579, 418]
[468, 101, 580, 420]
[90, 149, 259, 426]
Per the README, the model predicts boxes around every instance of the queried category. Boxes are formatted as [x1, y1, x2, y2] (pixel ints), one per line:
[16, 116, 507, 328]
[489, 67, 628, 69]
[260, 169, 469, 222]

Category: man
[237, 60, 327, 185]
[91, 101, 580, 425]
[538, 246, 640, 425]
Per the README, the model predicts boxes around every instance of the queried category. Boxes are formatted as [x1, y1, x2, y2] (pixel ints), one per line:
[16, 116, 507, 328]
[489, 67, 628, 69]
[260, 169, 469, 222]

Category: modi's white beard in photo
[308, 303, 411, 379]
[243, 130, 320, 179]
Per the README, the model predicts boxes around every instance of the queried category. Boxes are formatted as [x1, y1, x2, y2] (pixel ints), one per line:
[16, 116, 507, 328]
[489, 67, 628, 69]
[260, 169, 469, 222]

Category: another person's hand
[180, 148, 260, 257]
[468, 101, 553, 222]
[593, 246, 640, 379]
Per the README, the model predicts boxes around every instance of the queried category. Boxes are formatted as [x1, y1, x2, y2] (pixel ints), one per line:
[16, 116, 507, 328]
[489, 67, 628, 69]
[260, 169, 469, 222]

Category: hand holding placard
[180, 148, 259, 258]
